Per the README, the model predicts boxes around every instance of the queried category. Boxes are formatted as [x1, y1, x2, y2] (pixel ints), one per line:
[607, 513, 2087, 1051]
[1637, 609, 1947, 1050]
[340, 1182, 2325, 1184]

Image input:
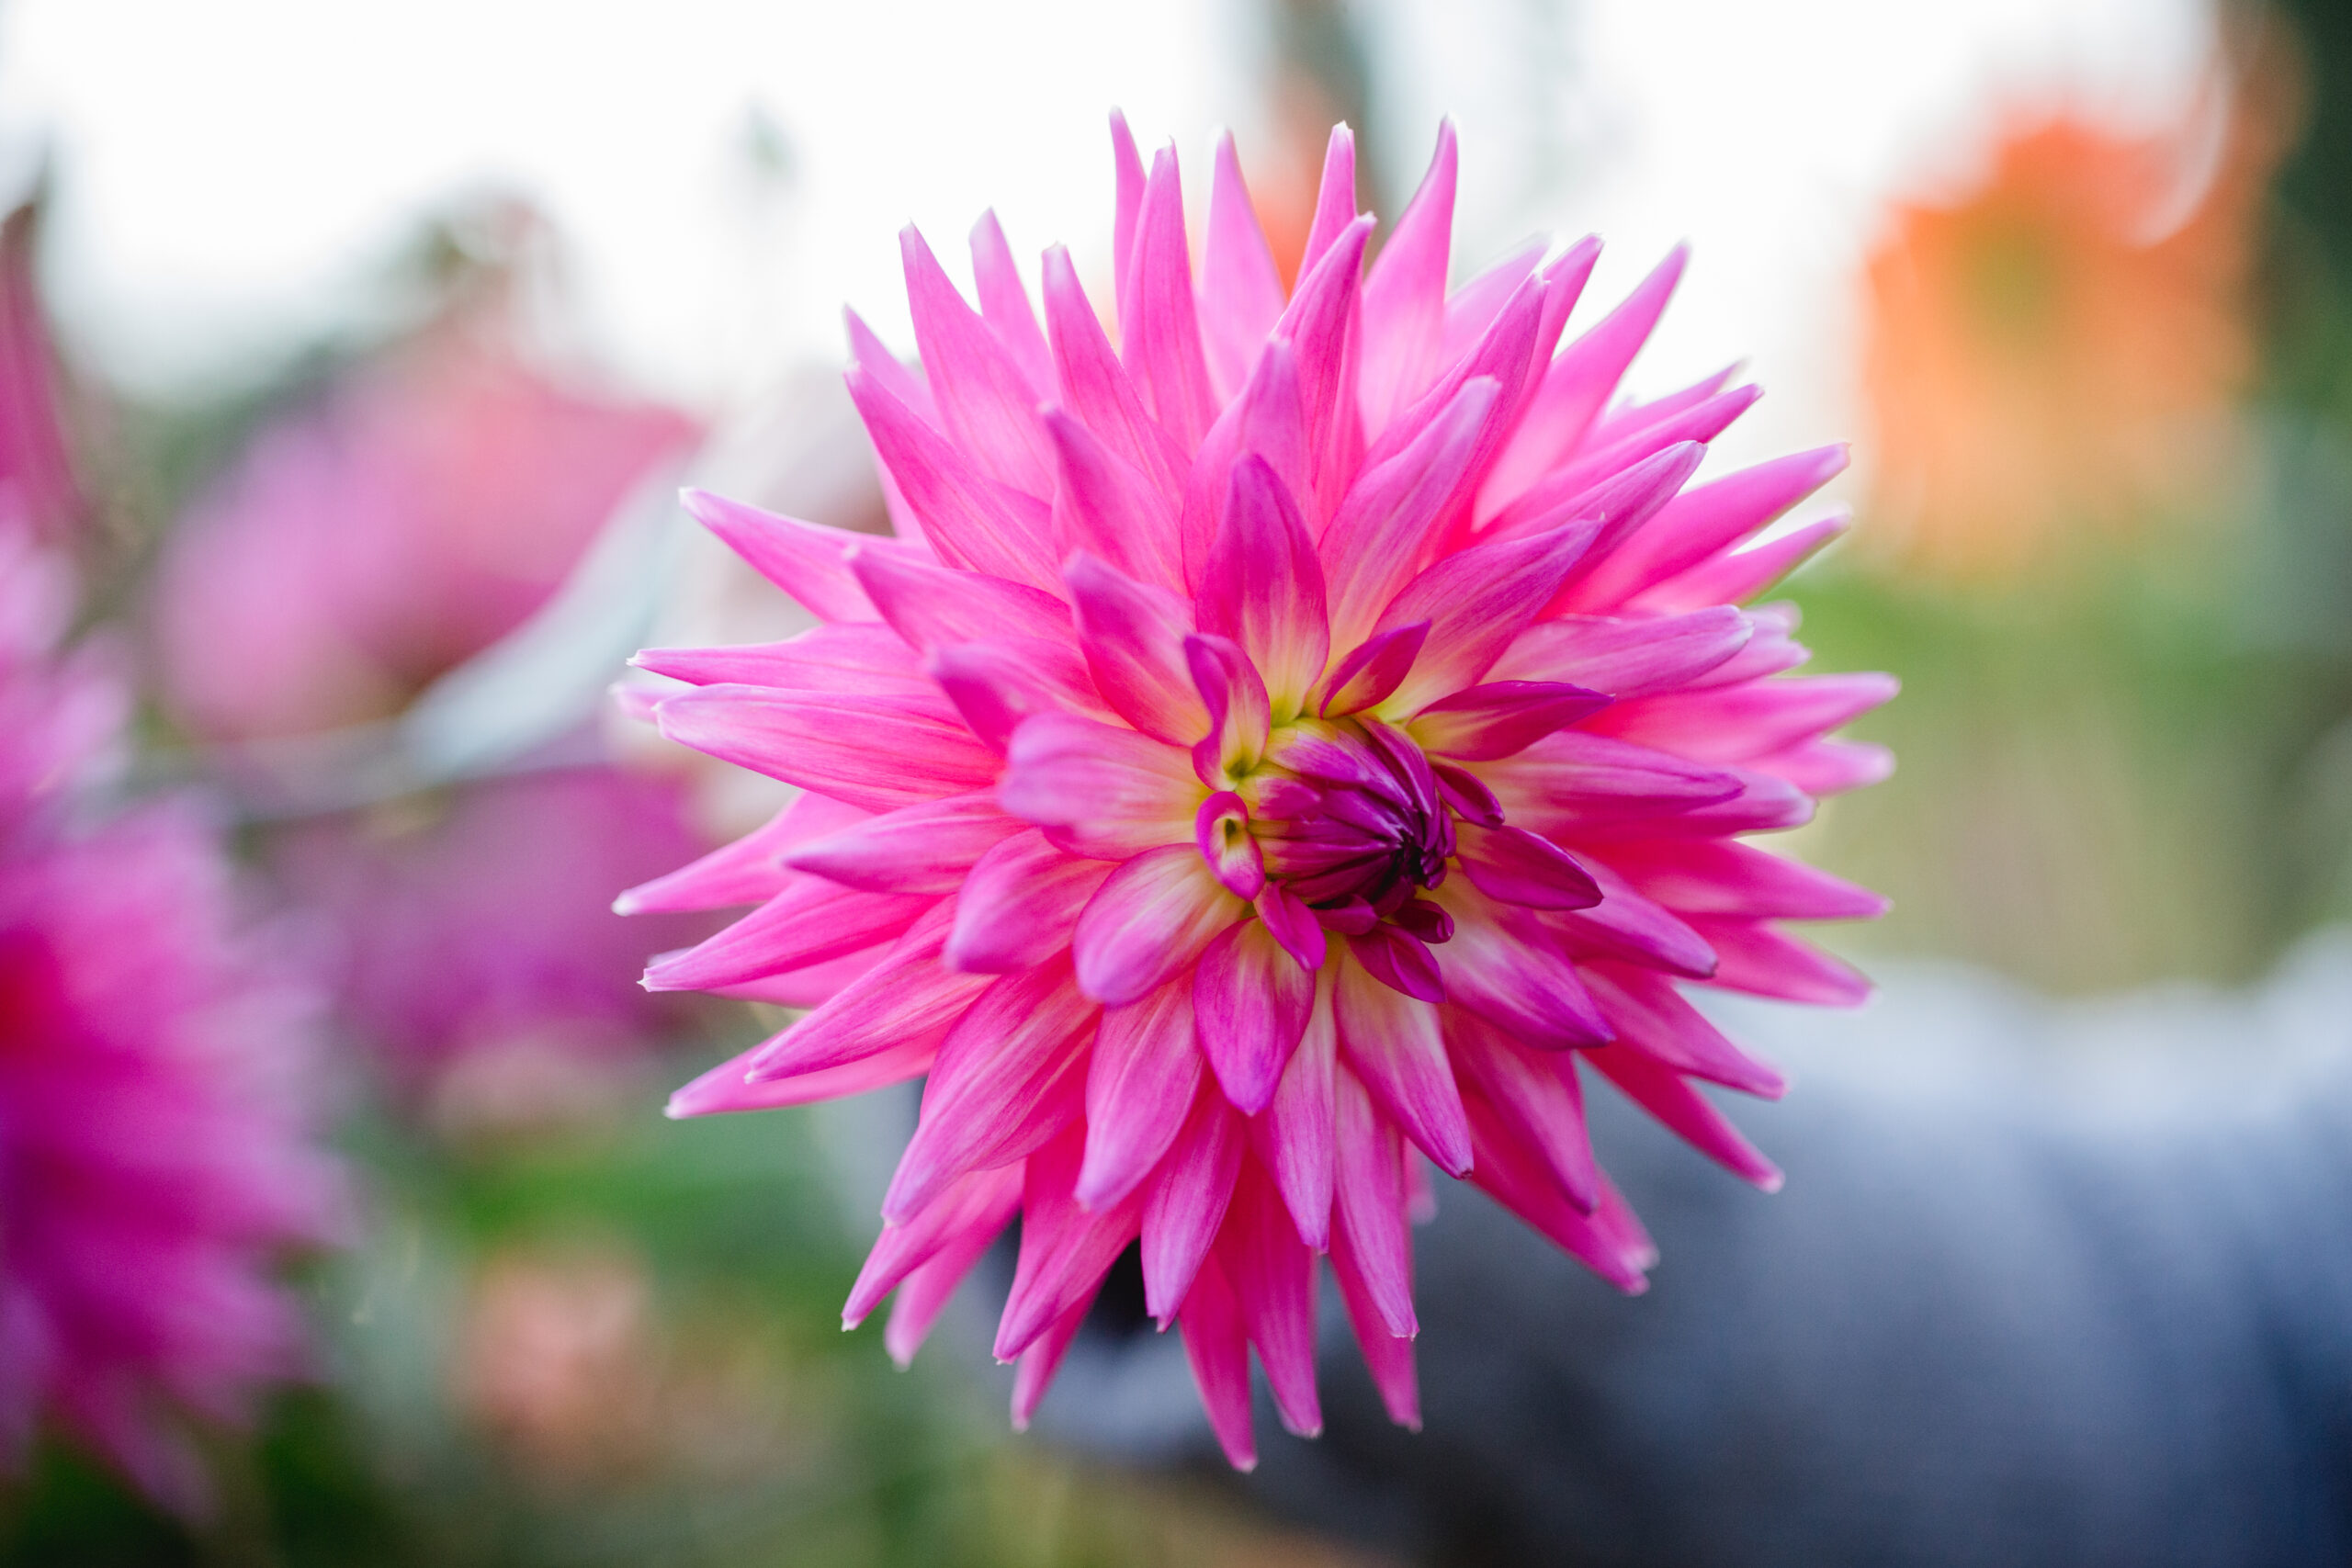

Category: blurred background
[3, 0, 2351, 1562]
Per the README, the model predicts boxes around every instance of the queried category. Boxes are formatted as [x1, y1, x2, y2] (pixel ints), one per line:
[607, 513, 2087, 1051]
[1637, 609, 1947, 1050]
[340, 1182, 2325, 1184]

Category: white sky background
[0, 0, 2217, 481]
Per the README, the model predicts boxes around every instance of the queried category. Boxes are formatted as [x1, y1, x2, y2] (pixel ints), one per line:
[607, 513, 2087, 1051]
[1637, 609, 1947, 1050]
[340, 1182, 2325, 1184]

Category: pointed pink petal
[1043, 404, 1184, 588]
[1586, 1044, 1781, 1190]
[1565, 445, 1848, 610]
[1111, 110, 1147, 322]
[1177, 1250, 1258, 1470]
[848, 545, 1070, 653]
[1374, 525, 1604, 711]
[1201, 131, 1288, 401]
[1332, 1063, 1417, 1336]
[742, 904, 986, 1080]
[1688, 918, 1871, 1006]
[1346, 924, 1445, 1004]
[1752, 737, 1894, 795]
[1185, 633, 1272, 783]
[1143, 1084, 1247, 1322]
[969, 209, 1055, 397]
[1589, 672, 1897, 764]
[1581, 963, 1784, 1097]
[945, 829, 1113, 973]
[1331, 1221, 1420, 1429]
[786, 791, 1022, 895]
[1194, 455, 1329, 717]
[998, 1122, 1144, 1359]
[1193, 790, 1265, 899]
[1332, 953, 1471, 1174]
[1073, 844, 1245, 1005]
[1454, 821, 1602, 909]
[1251, 968, 1336, 1249]
[997, 710, 1201, 860]
[1606, 839, 1887, 921]
[1120, 146, 1216, 450]
[884, 956, 1097, 1220]
[1221, 1160, 1321, 1437]
[1193, 916, 1315, 1113]
[846, 362, 1059, 589]
[633, 620, 932, 694]
[844, 1164, 1024, 1327]
[616, 790, 865, 915]
[847, 305, 939, 425]
[1253, 878, 1329, 971]
[901, 224, 1056, 495]
[681, 488, 893, 622]
[1320, 377, 1499, 654]
[884, 1205, 1021, 1368]
[1299, 123, 1358, 283]
[666, 1036, 933, 1118]
[643, 883, 934, 992]
[1476, 729, 1743, 836]
[1634, 513, 1849, 610]
[1488, 607, 1751, 697]
[1590, 362, 1742, 446]
[1545, 866, 1717, 978]
[1358, 120, 1458, 436]
[1424, 886, 1612, 1051]
[1064, 552, 1211, 746]
[656, 685, 999, 812]
[1444, 1010, 1599, 1210]
[1278, 214, 1374, 518]
[1079, 976, 1204, 1210]
[926, 637, 1098, 751]
[1317, 621, 1429, 717]
[1408, 680, 1610, 761]
[1011, 1297, 1091, 1430]
[1463, 1086, 1658, 1289]
[1440, 239, 1547, 367]
[1477, 244, 1688, 518]
[1179, 335, 1317, 573]
[1041, 243, 1186, 497]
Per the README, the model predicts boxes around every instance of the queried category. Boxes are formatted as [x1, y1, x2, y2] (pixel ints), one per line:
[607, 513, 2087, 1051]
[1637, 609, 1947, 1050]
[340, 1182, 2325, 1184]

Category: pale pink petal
[997, 1123, 1144, 1359]
[1200, 131, 1288, 402]
[1331, 953, 1471, 1174]
[845, 361, 1059, 589]
[998, 710, 1201, 860]
[1330, 1222, 1420, 1430]
[900, 224, 1055, 496]
[883, 956, 1097, 1220]
[1065, 552, 1211, 745]
[848, 544, 1072, 650]
[1606, 839, 1888, 921]
[968, 209, 1055, 398]
[926, 637, 1098, 751]
[847, 305, 939, 425]
[1185, 633, 1272, 783]
[786, 791, 1022, 896]
[1317, 620, 1429, 717]
[1250, 967, 1336, 1248]
[1040, 243, 1186, 497]
[1589, 672, 1898, 764]
[745, 905, 988, 1082]
[615, 790, 865, 915]
[1072, 844, 1245, 1005]
[656, 685, 999, 812]
[1120, 146, 1217, 450]
[843, 1164, 1024, 1327]
[1277, 215, 1374, 517]
[665, 1036, 933, 1118]
[1690, 918, 1871, 1006]
[1011, 1298, 1091, 1431]
[1320, 377, 1499, 653]
[1109, 111, 1146, 321]
[1193, 916, 1315, 1113]
[1581, 964, 1785, 1097]
[1142, 1084, 1246, 1322]
[1374, 524, 1604, 711]
[1194, 454, 1329, 716]
[1564, 444, 1849, 610]
[1439, 239, 1547, 368]
[1358, 120, 1458, 437]
[884, 1217, 1018, 1369]
[1078, 976, 1203, 1210]
[1044, 405, 1184, 589]
[633, 619, 931, 694]
[1751, 737, 1895, 796]
[1634, 512, 1849, 612]
[1298, 123, 1358, 282]
[1476, 730, 1743, 837]
[1476, 244, 1688, 517]
[1545, 866, 1717, 978]
[643, 883, 934, 992]
[1488, 607, 1751, 697]
[946, 829, 1113, 974]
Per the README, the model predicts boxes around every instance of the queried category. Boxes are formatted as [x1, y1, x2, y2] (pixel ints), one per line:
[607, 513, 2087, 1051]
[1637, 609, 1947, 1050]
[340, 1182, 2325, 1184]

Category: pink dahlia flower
[633, 118, 1894, 1468]
[0, 524, 344, 1510]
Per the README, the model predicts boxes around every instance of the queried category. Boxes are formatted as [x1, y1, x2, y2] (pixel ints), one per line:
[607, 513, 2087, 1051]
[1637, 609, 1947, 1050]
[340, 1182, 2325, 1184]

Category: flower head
[635, 118, 1894, 1467]
[0, 522, 344, 1510]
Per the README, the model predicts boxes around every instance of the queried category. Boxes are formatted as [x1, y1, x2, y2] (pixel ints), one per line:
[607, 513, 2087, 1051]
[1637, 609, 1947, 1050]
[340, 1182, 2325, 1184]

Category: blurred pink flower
[155, 321, 697, 742]
[0, 203, 79, 535]
[0, 524, 342, 1512]
[273, 767, 713, 1089]
[635, 118, 1894, 1467]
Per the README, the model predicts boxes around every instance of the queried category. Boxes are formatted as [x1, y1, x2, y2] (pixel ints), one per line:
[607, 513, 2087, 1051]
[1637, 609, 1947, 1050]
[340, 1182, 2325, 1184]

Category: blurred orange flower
[1860, 86, 2281, 578]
